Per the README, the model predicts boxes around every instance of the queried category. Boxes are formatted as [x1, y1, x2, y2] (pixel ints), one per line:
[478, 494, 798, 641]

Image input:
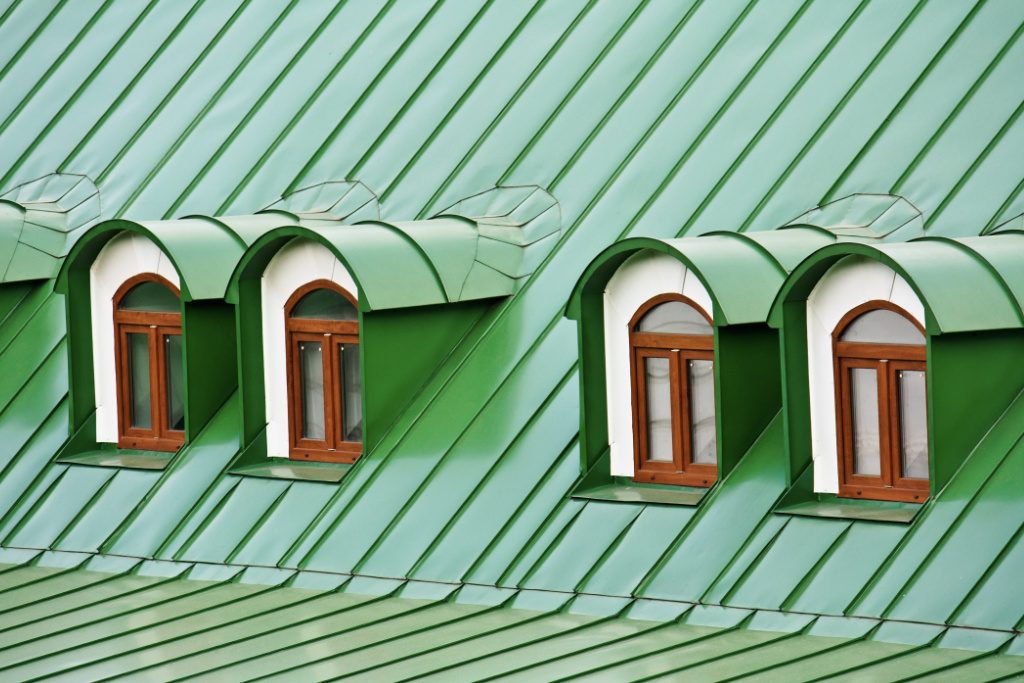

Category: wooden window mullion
[670, 350, 685, 472]
[322, 333, 338, 452]
[676, 349, 692, 470]
[877, 360, 895, 489]
[146, 326, 161, 441]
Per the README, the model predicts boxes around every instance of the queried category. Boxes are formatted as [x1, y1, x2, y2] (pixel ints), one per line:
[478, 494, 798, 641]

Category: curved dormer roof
[768, 233, 1024, 335]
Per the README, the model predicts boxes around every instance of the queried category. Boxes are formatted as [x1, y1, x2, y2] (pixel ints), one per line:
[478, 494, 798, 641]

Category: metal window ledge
[56, 449, 176, 471]
[571, 482, 709, 506]
[230, 461, 351, 483]
[774, 498, 922, 524]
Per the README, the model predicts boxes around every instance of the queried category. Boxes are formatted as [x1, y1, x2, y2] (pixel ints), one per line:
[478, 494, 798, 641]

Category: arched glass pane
[291, 288, 357, 321]
[119, 280, 179, 312]
[841, 308, 924, 345]
[637, 300, 711, 335]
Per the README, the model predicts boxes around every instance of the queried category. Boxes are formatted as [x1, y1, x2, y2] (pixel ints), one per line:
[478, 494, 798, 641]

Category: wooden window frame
[833, 300, 929, 503]
[113, 273, 185, 452]
[285, 280, 362, 463]
[629, 293, 717, 487]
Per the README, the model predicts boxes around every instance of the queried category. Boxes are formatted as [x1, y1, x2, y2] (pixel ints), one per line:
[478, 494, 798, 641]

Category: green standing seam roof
[0, 0, 1022, 676]
[0, 552, 1020, 681]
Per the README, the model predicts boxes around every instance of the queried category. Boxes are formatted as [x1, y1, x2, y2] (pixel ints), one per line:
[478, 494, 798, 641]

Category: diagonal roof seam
[0, 545, 1020, 643]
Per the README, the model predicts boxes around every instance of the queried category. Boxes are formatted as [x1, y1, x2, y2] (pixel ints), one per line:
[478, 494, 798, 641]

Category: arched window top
[632, 295, 712, 336]
[287, 281, 357, 321]
[837, 302, 924, 345]
[115, 275, 180, 314]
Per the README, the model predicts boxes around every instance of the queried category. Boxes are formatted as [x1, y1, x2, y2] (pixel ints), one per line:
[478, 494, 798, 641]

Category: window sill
[56, 449, 176, 471]
[774, 497, 921, 524]
[230, 460, 351, 483]
[572, 481, 710, 507]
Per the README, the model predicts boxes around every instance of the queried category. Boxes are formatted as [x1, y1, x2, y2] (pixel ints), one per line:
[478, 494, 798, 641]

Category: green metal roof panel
[0, 0, 1023, 675]
[0, 559, 1018, 681]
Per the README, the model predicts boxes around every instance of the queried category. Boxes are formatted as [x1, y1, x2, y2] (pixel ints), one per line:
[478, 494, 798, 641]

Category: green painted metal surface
[0, 0, 1021, 675]
[0, 559, 1016, 681]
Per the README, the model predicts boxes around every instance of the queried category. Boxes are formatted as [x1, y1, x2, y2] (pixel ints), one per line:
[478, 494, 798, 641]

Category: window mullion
[677, 350, 694, 471]
[877, 360, 895, 488]
[334, 336, 346, 447]
[886, 361, 904, 487]
[147, 325, 162, 441]
[321, 332, 337, 451]
[671, 350, 686, 472]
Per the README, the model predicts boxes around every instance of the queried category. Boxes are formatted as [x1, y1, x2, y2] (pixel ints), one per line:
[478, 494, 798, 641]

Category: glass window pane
[164, 334, 185, 432]
[644, 356, 673, 462]
[849, 367, 881, 476]
[299, 341, 325, 440]
[128, 332, 151, 429]
[637, 300, 712, 336]
[841, 309, 924, 345]
[898, 369, 929, 479]
[688, 359, 716, 465]
[119, 280, 179, 312]
[291, 288, 357, 321]
[339, 343, 362, 443]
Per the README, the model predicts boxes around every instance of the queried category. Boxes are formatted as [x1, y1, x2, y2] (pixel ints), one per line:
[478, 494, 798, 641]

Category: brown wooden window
[833, 301, 928, 502]
[629, 294, 717, 487]
[285, 280, 362, 463]
[113, 274, 185, 452]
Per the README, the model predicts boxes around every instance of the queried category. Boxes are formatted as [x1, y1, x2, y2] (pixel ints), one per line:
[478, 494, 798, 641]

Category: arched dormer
[770, 236, 1024, 507]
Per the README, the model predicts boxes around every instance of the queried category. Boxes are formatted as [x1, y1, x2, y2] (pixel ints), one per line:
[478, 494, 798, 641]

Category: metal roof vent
[262, 180, 380, 224]
[783, 193, 923, 242]
[0, 173, 100, 282]
[437, 185, 561, 289]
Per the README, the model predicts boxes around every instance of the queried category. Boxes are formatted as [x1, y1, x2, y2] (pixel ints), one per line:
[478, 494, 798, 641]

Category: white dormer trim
[602, 250, 714, 478]
[806, 255, 925, 493]
[89, 232, 181, 444]
[261, 238, 359, 458]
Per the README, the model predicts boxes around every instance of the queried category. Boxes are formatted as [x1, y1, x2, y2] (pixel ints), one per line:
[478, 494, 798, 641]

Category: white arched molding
[262, 238, 359, 458]
[806, 255, 925, 493]
[90, 232, 181, 443]
[603, 250, 714, 477]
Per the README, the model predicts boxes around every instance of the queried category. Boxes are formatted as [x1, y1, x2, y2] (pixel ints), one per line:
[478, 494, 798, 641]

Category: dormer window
[833, 301, 927, 501]
[285, 280, 362, 462]
[630, 294, 716, 486]
[113, 274, 184, 452]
